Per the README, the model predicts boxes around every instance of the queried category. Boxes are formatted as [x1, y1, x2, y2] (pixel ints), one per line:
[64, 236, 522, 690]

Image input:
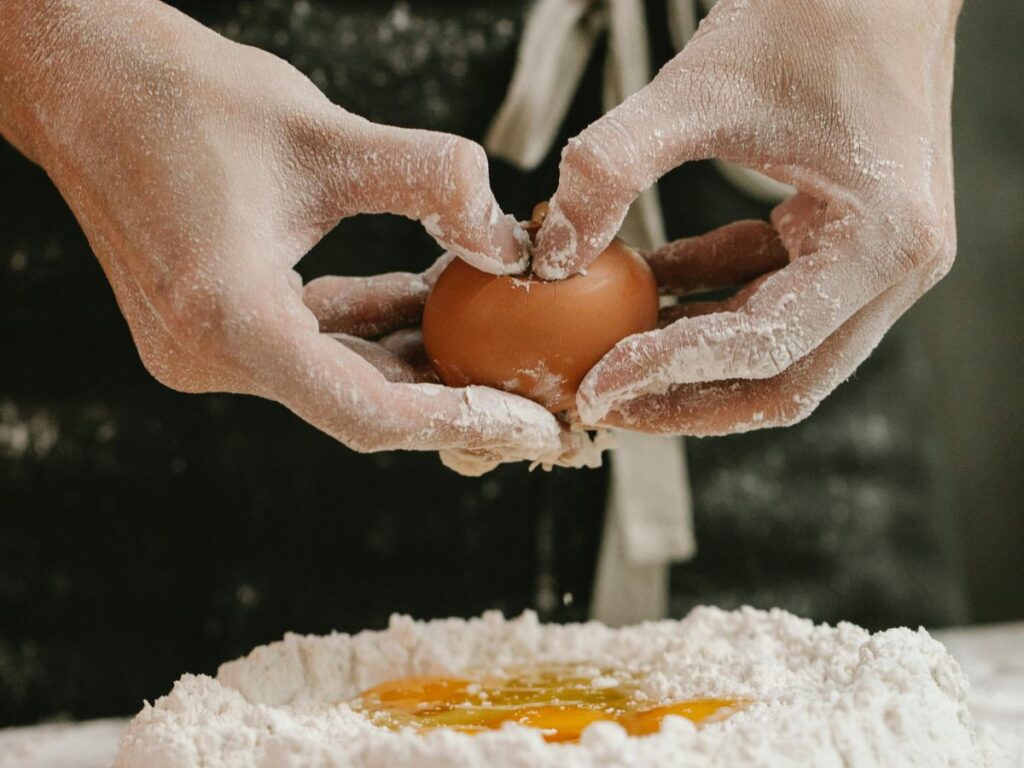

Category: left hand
[533, 0, 960, 435]
[0, 0, 569, 467]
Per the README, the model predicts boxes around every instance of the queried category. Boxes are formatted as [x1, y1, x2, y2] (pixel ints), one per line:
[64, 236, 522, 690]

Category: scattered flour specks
[113, 607, 1000, 767]
[0, 401, 60, 460]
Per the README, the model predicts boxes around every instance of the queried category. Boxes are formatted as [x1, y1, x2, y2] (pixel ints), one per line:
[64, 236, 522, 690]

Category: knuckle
[894, 203, 952, 274]
[280, 92, 332, 135]
[278, 99, 337, 161]
[439, 137, 489, 211]
[736, 322, 798, 380]
[750, 349, 788, 379]
[446, 136, 489, 182]
[744, 337, 787, 379]
[280, 106, 335, 172]
[279, 105, 370, 218]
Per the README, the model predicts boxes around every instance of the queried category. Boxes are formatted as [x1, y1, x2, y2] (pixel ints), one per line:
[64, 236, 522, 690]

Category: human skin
[0, 0, 574, 464]
[534, 0, 962, 436]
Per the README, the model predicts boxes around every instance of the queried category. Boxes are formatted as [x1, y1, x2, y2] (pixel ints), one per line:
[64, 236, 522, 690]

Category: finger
[281, 336, 562, 457]
[378, 328, 436, 380]
[439, 426, 608, 477]
[330, 334, 435, 384]
[303, 272, 429, 337]
[577, 217, 925, 423]
[220, 277, 562, 457]
[531, 5, 866, 283]
[644, 220, 788, 296]
[302, 254, 454, 337]
[594, 268, 931, 435]
[422, 251, 458, 283]
[657, 274, 773, 324]
[375, 382, 563, 458]
[322, 112, 528, 274]
[532, 56, 762, 280]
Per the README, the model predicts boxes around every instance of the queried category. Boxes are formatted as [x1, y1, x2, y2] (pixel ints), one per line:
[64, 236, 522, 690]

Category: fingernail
[491, 214, 530, 274]
[533, 217, 577, 280]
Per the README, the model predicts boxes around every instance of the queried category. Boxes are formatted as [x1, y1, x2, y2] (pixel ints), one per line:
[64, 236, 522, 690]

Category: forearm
[0, 2, 56, 161]
[0, 1, 105, 163]
[0, 0, 203, 168]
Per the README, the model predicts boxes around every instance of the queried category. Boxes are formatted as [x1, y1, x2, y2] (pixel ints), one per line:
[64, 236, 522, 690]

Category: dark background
[1, 0, 1021, 727]
[903, 0, 1024, 625]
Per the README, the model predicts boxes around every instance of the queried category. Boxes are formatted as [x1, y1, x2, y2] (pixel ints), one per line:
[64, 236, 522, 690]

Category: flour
[113, 606, 1003, 767]
[438, 424, 612, 477]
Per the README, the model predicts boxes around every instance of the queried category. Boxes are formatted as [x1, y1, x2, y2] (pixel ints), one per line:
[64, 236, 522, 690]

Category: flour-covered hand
[533, 0, 961, 434]
[0, 0, 561, 463]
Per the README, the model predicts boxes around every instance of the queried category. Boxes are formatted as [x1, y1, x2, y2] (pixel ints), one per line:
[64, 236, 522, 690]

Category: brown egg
[422, 207, 659, 413]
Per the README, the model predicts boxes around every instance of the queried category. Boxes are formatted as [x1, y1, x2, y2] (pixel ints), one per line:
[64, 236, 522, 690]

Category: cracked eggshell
[422, 240, 659, 413]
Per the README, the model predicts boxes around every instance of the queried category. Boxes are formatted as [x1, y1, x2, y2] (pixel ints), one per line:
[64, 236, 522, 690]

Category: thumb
[325, 112, 528, 274]
[533, 63, 743, 280]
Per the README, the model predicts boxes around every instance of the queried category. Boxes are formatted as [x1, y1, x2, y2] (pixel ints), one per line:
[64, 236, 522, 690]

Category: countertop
[1, 622, 1021, 767]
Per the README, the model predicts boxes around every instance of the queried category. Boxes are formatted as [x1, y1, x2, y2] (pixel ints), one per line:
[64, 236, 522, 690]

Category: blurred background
[1, 0, 1021, 728]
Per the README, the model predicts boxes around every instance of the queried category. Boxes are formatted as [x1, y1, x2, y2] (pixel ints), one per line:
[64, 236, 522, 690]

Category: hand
[0, 0, 564, 463]
[302, 254, 616, 476]
[533, 0, 960, 434]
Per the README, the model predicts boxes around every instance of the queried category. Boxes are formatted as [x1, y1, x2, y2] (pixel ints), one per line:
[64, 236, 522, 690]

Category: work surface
[1, 623, 1021, 767]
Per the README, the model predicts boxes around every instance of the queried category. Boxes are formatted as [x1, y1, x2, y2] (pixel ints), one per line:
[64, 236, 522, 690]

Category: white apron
[484, 0, 792, 625]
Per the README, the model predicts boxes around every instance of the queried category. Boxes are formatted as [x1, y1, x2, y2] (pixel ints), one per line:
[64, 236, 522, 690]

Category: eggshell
[422, 239, 659, 413]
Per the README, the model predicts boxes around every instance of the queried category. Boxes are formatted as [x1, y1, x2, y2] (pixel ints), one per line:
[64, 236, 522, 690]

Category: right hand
[1, 0, 565, 464]
[533, 0, 959, 436]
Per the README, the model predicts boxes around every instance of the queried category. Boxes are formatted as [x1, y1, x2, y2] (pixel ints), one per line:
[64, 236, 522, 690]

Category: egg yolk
[351, 664, 743, 742]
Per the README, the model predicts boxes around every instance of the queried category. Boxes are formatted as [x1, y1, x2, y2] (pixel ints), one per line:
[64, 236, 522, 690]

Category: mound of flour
[113, 607, 998, 767]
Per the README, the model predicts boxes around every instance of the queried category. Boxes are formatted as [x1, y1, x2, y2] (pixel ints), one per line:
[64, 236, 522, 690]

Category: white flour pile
[113, 607, 1000, 767]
